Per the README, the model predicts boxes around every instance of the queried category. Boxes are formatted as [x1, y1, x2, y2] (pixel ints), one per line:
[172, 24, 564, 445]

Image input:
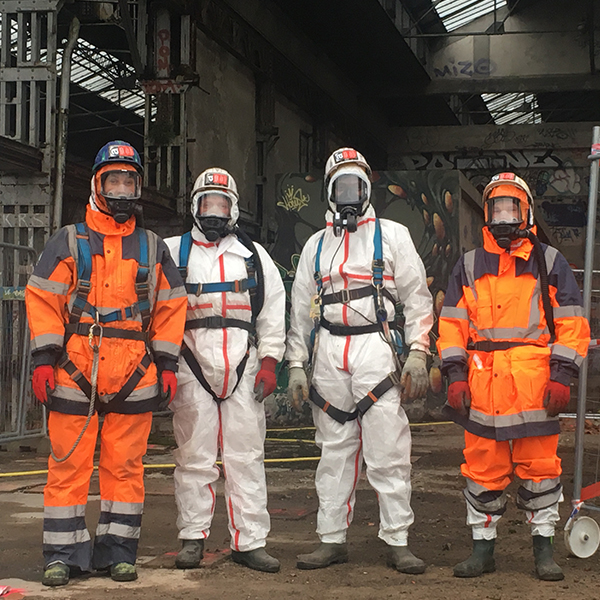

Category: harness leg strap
[308, 386, 358, 424]
[355, 370, 402, 416]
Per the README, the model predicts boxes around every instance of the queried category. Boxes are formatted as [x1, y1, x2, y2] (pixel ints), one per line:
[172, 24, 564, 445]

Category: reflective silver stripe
[44, 505, 86, 519]
[544, 245, 559, 273]
[476, 325, 546, 340]
[441, 346, 468, 360]
[156, 286, 186, 302]
[465, 478, 494, 496]
[53, 382, 158, 403]
[554, 305, 584, 318]
[28, 274, 70, 296]
[147, 230, 159, 313]
[124, 383, 159, 402]
[463, 250, 478, 300]
[521, 477, 561, 493]
[52, 384, 88, 402]
[43, 529, 91, 545]
[96, 523, 141, 539]
[440, 306, 468, 320]
[469, 408, 552, 428]
[151, 339, 181, 356]
[551, 344, 584, 366]
[31, 333, 64, 351]
[101, 500, 143, 515]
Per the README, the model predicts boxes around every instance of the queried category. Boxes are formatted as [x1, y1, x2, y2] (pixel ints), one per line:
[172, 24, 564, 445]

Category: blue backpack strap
[186, 279, 257, 295]
[70, 223, 95, 323]
[372, 218, 384, 287]
[371, 218, 388, 323]
[178, 231, 193, 281]
[314, 232, 326, 295]
[135, 228, 152, 331]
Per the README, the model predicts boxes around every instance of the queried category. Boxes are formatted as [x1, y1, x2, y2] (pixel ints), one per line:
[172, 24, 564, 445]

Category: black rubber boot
[42, 562, 70, 587]
[533, 535, 564, 581]
[387, 546, 426, 574]
[296, 542, 348, 570]
[454, 539, 496, 578]
[231, 548, 280, 573]
[175, 539, 204, 569]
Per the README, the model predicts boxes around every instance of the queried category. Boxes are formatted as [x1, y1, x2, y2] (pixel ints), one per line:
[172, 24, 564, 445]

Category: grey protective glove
[400, 349, 429, 401]
[288, 366, 309, 412]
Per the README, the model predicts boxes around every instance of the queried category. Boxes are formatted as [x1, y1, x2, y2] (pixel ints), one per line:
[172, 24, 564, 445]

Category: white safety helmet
[324, 148, 372, 216]
[191, 167, 240, 231]
[482, 172, 534, 228]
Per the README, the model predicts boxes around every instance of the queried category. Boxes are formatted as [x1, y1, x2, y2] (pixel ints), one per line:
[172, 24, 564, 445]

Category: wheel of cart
[566, 126, 600, 558]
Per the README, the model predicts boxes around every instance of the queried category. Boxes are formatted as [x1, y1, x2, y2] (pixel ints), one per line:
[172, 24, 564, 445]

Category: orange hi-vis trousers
[43, 411, 152, 571]
[461, 431, 562, 490]
[460, 432, 563, 539]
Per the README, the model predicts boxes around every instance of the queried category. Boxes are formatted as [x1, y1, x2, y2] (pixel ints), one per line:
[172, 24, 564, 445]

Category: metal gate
[0, 241, 44, 442]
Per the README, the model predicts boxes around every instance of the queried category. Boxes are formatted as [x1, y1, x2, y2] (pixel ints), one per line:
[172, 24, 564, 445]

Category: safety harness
[309, 218, 403, 424]
[57, 223, 154, 411]
[178, 228, 264, 403]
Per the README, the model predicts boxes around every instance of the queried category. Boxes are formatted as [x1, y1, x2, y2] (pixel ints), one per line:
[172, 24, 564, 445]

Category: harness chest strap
[178, 229, 265, 398]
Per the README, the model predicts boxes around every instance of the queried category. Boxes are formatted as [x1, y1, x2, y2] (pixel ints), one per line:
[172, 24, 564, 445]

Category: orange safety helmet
[482, 172, 534, 229]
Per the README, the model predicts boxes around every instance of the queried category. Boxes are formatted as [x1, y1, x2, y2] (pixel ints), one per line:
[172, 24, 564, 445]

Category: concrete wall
[429, 0, 596, 82]
[389, 122, 594, 268]
[186, 29, 257, 217]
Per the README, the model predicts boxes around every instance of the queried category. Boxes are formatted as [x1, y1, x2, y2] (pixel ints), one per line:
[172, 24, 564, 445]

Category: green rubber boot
[533, 535, 564, 581]
[42, 562, 70, 587]
[454, 539, 496, 578]
[110, 562, 138, 582]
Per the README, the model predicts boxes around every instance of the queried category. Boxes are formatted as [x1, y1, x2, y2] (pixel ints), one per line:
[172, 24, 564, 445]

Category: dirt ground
[1, 421, 600, 600]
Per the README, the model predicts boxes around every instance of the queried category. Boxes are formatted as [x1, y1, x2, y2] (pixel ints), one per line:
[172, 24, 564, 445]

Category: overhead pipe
[52, 16, 80, 233]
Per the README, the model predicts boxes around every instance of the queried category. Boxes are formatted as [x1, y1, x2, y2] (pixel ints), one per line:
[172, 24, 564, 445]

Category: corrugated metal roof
[57, 38, 146, 118]
[481, 92, 542, 124]
[434, 0, 507, 32]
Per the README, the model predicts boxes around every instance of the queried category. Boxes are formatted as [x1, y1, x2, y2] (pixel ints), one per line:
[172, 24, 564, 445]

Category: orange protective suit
[438, 226, 589, 538]
[26, 206, 187, 571]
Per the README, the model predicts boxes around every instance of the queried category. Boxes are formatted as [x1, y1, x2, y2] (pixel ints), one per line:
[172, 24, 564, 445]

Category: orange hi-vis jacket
[26, 206, 187, 415]
[437, 227, 590, 441]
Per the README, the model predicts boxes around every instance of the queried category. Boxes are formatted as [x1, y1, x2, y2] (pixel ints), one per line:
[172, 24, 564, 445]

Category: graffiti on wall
[265, 171, 462, 424]
[392, 147, 589, 264]
[432, 58, 497, 78]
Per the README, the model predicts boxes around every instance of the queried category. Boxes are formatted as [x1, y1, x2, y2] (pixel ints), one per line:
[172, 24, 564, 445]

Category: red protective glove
[161, 370, 177, 404]
[544, 380, 570, 417]
[32, 365, 55, 404]
[447, 380, 471, 416]
[254, 357, 278, 401]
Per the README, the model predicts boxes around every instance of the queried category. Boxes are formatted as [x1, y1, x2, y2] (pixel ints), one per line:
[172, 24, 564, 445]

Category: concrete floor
[1, 422, 600, 600]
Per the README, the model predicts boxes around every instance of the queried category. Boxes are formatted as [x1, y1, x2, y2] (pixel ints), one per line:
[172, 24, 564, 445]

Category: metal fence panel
[0, 241, 45, 442]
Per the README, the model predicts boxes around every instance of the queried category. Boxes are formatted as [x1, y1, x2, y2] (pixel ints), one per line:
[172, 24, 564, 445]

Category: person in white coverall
[165, 168, 286, 573]
[286, 148, 434, 572]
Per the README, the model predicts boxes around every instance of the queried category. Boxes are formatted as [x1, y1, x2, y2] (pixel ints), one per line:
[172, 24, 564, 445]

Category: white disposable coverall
[286, 206, 433, 546]
[165, 227, 286, 552]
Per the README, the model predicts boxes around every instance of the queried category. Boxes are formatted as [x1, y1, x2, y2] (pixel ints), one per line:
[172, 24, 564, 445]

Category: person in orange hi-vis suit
[25, 141, 187, 587]
[438, 172, 589, 582]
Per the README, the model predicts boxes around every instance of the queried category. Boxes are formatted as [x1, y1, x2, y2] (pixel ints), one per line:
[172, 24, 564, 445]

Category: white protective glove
[400, 349, 429, 401]
[288, 366, 309, 412]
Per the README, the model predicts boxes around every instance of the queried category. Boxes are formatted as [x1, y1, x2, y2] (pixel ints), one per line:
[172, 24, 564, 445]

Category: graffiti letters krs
[278, 185, 310, 212]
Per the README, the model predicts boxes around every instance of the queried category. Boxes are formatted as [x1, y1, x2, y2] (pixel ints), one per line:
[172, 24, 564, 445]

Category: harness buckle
[340, 288, 351, 304]
[88, 315, 103, 350]
[388, 369, 402, 386]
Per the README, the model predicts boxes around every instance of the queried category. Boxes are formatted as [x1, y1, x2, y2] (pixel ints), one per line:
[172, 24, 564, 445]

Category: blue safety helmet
[92, 140, 143, 175]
